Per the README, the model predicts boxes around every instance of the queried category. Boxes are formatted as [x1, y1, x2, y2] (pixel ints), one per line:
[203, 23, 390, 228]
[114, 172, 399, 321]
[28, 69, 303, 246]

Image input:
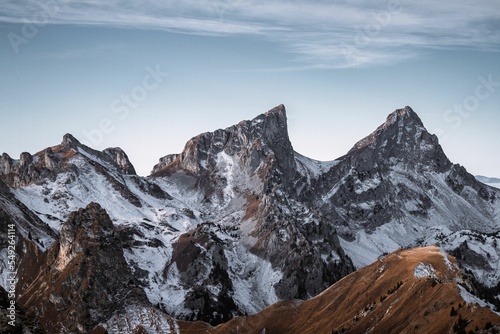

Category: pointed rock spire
[61, 133, 82, 150]
[346, 106, 451, 172]
[176, 104, 295, 179]
[103, 147, 137, 175]
[0, 153, 13, 175]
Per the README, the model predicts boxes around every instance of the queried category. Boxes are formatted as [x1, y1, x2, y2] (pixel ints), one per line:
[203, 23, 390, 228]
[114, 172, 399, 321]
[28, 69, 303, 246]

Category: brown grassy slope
[186, 246, 499, 334]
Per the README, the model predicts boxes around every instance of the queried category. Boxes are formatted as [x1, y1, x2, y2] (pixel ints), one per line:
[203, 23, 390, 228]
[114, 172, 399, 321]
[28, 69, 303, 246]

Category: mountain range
[1, 105, 499, 333]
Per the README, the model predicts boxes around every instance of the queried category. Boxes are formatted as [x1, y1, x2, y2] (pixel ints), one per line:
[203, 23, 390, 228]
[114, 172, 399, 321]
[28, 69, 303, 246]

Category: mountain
[207, 246, 500, 334]
[1, 104, 499, 333]
[17, 202, 151, 333]
[302, 107, 500, 286]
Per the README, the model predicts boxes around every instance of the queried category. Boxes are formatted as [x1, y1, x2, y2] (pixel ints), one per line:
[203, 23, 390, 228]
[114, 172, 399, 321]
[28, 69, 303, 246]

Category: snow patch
[295, 153, 339, 179]
[458, 285, 500, 316]
[439, 247, 455, 271]
[224, 242, 283, 314]
[102, 305, 179, 334]
[354, 176, 381, 194]
[217, 151, 236, 203]
[414, 262, 436, 279]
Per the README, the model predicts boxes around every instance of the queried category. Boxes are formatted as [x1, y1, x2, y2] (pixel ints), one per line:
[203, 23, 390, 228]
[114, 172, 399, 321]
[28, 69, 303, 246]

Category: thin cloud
[39, 43, 125, 59]
[1, 0, 499, 67]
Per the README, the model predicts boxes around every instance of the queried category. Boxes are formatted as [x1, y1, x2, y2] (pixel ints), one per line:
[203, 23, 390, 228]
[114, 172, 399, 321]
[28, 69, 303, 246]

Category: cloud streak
[2, 0, 500, 67]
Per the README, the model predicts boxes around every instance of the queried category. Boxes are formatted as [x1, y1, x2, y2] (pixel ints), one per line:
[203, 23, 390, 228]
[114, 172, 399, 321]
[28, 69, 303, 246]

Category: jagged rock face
[1, 104, 499, 333]
[0, 150, 61, 188]
[347, 106, 451, 172]
[336, 109, 450, 221]
[148, 105, 354, 319]
[154, 104, 296, 190]
[0, 133, 84, 188]
[17, 203, 149, 334]
[150, 153, 179, 175]
[447, 164, 494, 200]
[257, 217, 354, 300]
[208, 247, 500, 334]
[296, 107, 498, 238]
[301, 107, 450, 231]
[103, 147, 137, 175]
[0, 134, 137, 188]
[165, 224, 240, 324]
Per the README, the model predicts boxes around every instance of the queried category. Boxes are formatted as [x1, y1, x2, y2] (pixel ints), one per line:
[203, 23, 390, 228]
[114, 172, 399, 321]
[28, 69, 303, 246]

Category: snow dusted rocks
[299, 107, 500, 280]
[414, 262, 436, 279]
[150, 153, 179, 175]
[148, 104, 354, 321]
[16, 203, 150, 334]
[102, 147, 137, 175]
[1, 104, 500, 333]
[175, 104, 294, 179]
[151, 104, 296, 195]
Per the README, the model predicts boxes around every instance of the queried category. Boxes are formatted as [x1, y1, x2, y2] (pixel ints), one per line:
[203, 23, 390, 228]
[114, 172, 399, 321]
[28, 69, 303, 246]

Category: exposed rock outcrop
[103, 147, 137, 175]
[1, 104, 499, 332]
[0, 134, 137, 188]
[17, 203, 149, 334]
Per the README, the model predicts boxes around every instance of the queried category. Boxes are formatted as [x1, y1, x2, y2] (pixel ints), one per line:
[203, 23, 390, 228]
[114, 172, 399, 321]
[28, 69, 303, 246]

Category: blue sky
[0, 0, 499, 177]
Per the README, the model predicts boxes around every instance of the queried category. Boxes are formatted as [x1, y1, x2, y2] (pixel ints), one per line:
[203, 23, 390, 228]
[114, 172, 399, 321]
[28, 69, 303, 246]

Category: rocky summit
[1, 105, 499, 333]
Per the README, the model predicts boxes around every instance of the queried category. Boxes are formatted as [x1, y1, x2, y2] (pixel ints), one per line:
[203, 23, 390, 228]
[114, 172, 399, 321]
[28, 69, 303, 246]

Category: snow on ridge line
[458, 285, 500, 316]
[294, 152, 339, 178]
[439, 247, 456, 271]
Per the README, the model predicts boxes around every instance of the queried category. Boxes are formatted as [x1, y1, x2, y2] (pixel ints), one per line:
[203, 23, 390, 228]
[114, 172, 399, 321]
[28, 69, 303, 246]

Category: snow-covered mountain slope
[1, 104, 499, 333]
[1, 133, 292, 325]
[0, 105, 354, 328]
[207, 246, 500, 334]
[299, 107, 500, 288]
[147, 105, 354, 321]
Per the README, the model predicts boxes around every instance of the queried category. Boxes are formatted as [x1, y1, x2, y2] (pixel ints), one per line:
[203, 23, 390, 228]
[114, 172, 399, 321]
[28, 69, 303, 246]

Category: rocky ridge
[207, 246, 500, 334]
[1, 104, 499, 333]
[16, 203, 149, 333]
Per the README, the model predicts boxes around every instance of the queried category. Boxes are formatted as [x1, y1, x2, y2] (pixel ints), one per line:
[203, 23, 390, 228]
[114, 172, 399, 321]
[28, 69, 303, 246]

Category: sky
[0, 0, 499, 177]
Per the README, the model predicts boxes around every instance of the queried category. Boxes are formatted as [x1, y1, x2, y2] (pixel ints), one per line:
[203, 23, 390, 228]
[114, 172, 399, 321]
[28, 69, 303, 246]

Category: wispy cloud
[2, 0, 500, 67]
[39, 43, 125, 59]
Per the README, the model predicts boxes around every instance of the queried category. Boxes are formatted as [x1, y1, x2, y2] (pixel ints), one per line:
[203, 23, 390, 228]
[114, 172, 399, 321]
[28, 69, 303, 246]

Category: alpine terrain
[1, 105, 499, 333]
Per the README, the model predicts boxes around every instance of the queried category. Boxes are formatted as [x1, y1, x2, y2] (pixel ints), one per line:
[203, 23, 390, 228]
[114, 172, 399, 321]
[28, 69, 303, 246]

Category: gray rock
[17, 203, 149, 334]
[103, 147, 137, 175]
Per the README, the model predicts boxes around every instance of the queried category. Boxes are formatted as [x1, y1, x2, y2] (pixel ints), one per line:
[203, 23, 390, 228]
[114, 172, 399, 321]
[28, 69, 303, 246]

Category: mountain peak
[158, 104, 295, 178]
[61, 133, 82, 149]
[383, 105, 423, 128]
[345, 106, 451, 173]
[265, 103, 286, 116]
[349, 106, 427, 153]
[242, 104, 288, 132]
[103, 147, 137, 175]
[61, 134, 137, 175]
